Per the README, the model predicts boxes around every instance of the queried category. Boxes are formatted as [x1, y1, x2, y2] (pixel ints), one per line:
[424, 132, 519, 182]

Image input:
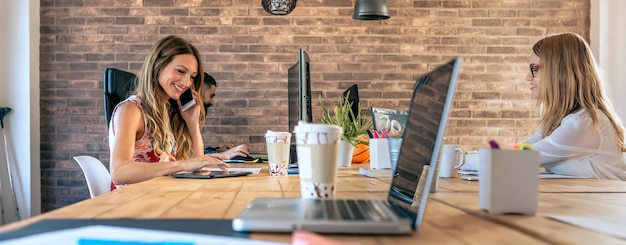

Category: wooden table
[2, 164, 626, 244]
[433, 175, 626, 244]
[437, 175, 626, 193]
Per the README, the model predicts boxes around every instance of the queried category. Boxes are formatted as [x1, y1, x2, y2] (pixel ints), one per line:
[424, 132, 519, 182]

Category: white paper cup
[293, 121, 342, 198]
[265, 130, 291, 176]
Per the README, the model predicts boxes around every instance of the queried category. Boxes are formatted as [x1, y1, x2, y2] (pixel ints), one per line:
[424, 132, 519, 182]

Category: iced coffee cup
[293, 121, 343, 198]
[265, 130, 291, 176]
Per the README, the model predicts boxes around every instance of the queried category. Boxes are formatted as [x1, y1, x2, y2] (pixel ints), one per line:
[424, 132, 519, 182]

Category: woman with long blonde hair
[109, 35, 229, 186]
[524, 32, 626, 180]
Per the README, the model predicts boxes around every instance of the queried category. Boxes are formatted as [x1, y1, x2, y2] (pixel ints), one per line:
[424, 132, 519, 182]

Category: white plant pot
[337, 139, 355, 167]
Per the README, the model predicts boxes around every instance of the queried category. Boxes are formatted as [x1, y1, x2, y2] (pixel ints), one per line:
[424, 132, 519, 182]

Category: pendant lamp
[262, 0, 297, 15]
[353, 0, 390, 20]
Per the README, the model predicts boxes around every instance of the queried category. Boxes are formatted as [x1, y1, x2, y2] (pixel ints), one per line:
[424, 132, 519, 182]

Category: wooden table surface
[2, 163, 626, 244]
[437, 175, 626, 193]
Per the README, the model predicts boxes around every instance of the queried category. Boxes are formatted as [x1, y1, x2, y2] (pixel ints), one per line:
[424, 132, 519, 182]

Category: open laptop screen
[387, 57, 462, 227]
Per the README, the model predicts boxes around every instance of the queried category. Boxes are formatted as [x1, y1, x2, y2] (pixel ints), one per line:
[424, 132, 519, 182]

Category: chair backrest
[104, 68, 137, 127]
[72, 156, 112, 198]
[104, 69, 212, 126]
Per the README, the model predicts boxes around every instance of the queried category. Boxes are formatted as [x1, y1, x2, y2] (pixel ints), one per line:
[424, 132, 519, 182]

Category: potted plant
[320, 92, 373, 167]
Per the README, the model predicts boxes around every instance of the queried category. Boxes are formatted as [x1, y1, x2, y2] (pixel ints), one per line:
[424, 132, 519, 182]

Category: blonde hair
[532, 32, 625, 152]
[134, 35, 205, 160]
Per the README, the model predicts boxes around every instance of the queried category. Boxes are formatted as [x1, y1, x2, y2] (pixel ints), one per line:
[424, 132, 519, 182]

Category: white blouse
[524, 109, 626, 180]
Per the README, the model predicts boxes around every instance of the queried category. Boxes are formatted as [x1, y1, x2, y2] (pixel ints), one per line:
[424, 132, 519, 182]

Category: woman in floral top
[108, 35, 229, 186]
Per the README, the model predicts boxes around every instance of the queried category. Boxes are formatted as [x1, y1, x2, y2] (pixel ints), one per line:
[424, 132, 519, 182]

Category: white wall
[0, 0, 41, 221]
[591, 0, 626, 121]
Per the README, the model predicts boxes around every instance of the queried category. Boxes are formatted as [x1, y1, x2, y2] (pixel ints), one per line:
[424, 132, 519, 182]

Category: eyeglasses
[529, 64, 540, 78]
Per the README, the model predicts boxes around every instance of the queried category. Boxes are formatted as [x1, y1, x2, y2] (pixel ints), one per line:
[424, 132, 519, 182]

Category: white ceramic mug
[438, 144, 466, 178]
[459, 151, 479, 172]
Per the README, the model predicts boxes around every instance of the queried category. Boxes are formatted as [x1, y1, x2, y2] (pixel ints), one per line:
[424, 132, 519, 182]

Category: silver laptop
[232, 57, 463, 234]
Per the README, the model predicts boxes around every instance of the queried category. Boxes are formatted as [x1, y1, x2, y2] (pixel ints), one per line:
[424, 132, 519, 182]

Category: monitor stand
[289, 143, 298, 164]
[288, 144, 299, 174]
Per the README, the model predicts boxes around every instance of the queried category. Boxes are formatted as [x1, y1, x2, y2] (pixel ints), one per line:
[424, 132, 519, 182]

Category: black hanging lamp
[353, 0, 390, 20]
[262, 0, 297, 15]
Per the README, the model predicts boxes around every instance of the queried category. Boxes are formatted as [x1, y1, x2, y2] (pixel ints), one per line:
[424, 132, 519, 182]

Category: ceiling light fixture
[353, 0, 390, 20]
[262, 0, 297, 15]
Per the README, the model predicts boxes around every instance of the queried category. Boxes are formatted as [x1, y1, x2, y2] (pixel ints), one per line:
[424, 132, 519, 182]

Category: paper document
[546, 214, 626, 240]
[459, 172, 589, 181]
[538, 173, 589, 179]
[0, 225, 287, 245]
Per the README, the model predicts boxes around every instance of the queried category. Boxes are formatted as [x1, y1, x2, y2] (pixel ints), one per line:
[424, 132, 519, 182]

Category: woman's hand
[220, 144, 251, 159]
[181, 153, 230, 173]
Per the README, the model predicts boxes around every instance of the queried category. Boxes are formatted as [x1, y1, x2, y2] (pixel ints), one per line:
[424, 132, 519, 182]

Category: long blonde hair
[533, 32, 625, 152]
[134, 35, 205, 160]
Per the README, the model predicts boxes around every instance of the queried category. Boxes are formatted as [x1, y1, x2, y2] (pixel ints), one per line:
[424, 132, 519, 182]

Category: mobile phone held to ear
[180, 88, 196, 111]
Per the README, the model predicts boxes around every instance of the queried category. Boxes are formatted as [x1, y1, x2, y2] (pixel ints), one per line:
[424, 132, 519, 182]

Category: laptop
[232, 57, 463, 234]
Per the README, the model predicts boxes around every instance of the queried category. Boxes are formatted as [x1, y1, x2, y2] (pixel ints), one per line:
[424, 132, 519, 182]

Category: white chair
[72, 156, 112, 198]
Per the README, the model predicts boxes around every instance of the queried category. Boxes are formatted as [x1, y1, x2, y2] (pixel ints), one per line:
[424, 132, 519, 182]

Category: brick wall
[39, 0, 590, 211]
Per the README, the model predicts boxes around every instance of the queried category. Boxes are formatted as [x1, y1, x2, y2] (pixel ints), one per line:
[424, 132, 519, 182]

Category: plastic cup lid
[265, 130, 291, 137]
[293, 121, 342, 135]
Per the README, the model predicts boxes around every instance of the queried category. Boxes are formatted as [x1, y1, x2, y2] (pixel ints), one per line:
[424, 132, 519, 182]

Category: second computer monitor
[343, 84, 360, 123]
[288, 48, 312, 128]
[287, 48, 313, 165]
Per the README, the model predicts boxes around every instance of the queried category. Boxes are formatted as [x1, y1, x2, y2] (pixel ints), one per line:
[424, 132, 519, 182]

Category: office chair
[104, 68, 137, 127]
[104, 69, 211, 126]
[72, 156, 112, 198]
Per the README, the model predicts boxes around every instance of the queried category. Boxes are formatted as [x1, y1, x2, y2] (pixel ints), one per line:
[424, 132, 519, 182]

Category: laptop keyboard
[307, 199, 393, 222]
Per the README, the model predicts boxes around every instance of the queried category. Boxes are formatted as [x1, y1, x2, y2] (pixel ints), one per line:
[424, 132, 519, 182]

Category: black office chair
[103, 70, 211, 126]
[104, 68, 137, 127]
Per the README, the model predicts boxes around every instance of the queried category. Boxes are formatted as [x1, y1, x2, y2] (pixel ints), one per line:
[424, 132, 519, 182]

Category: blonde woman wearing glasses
[523, 32, 626, 180]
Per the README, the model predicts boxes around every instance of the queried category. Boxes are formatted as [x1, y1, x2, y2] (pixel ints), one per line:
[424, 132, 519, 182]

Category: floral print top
[109, 95, 176, 188]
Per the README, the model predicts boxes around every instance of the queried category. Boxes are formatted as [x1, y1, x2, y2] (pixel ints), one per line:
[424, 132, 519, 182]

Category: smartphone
[180, 88, 196, 111]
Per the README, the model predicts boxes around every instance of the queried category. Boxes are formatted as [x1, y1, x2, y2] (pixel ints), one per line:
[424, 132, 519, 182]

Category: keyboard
[307, 199, 393, 222]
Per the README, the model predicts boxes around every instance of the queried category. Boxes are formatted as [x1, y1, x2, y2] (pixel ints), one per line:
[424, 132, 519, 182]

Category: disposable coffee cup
[265, 130, 291, 176]
[293, 121, 343, 198]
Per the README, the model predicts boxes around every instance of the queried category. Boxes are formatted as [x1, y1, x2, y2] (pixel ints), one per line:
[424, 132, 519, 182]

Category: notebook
[232, 57, 463, 234]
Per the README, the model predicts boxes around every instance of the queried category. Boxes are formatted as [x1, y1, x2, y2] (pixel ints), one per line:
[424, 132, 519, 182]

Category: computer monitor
[288, 48, 312, 165]
[288, 48, 312, 128]
[342, 84, 360, 123]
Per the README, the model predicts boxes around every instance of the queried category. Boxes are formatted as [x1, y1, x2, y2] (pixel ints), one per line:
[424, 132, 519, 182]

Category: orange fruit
[352, 137, 370, 163]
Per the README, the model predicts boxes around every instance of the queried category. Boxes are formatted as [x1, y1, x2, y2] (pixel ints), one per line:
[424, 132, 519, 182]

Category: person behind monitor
[201, 73, 250, 158]
[523, 32, 626, 180]
[108, 35, 229, 186]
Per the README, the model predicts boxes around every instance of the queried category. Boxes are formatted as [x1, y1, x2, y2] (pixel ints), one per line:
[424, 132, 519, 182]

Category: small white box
[478, 148, 540, 215]
[369, 138, 391, 170]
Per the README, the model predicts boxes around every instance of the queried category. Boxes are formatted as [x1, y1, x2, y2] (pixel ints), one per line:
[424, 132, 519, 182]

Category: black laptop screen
[387, 58, 462, 228]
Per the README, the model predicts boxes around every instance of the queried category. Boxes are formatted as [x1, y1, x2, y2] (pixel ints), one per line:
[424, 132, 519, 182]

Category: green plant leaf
[319, 91, 373, 146]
